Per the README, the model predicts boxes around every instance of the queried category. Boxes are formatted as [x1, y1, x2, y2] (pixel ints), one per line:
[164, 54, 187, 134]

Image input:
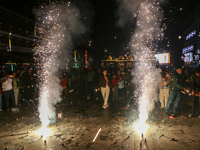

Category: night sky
[1, 0, 200, 63]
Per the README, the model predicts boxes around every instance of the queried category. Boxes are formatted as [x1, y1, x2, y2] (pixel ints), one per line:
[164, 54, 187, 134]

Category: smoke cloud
[34, 1, 93, 127]
[116, 0, 166, 131]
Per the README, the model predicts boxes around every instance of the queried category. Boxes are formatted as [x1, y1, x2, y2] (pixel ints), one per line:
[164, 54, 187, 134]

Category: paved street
[0, 89, 200, 150]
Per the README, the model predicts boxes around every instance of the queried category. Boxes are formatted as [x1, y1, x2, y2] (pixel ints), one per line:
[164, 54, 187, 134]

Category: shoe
[11, 107, 20, 112]
[164, 112, 169, 116]
[0, 109, 2, 111]
[198, 115, 200, 119]
[188, 113, 196, 117]
[105, 104, 109, 108]
[171, 112, 177, 117]
[102, 105, 107, 109]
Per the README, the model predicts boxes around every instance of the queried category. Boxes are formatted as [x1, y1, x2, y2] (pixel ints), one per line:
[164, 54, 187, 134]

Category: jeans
[113, 87, 118, 99]
[191, 95, 200, 115]
[0, 95, 2, 109]
[2, 90, 16, 109]
[165, 90, 181, 113]
[118, 88, 124, 98]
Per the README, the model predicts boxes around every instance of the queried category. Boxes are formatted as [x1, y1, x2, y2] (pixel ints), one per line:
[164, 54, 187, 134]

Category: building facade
[0, 6, 36, 65]
[182, 5, 200, 67]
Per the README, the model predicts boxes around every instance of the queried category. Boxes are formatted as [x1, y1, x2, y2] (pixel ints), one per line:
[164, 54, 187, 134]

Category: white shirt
[1, 78, 13, 91]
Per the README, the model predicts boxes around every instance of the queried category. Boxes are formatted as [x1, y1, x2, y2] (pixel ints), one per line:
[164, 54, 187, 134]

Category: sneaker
[0, 109, 2, 111]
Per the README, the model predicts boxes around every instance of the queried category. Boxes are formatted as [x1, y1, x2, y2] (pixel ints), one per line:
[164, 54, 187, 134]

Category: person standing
[159, 71, 171, 109]
[118, 76, 125, 99]
[112, 75, 118, 100]
[78, 66, 87, 97]
[86, 66, 95, 99]
[165, 66, 187, 117]
[188, 68, 200, 118]
[98, 69, 112, 109]
[1, 72, 19, 112]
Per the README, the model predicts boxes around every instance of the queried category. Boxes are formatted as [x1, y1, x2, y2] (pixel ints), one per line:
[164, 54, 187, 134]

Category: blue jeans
[2, 90, 16, 109]
[0, 95, 2, 109]
[165, 90, 181, 113]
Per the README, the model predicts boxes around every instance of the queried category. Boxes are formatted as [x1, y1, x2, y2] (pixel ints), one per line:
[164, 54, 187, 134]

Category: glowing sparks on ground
[93, 128, 101, 142]
[36, 127, 52, 140]
[134, 122, 149, 135]
[121, 0, 165, 135]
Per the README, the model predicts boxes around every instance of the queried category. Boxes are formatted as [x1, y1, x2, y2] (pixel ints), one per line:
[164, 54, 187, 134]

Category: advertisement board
[155, 53, 170, 64]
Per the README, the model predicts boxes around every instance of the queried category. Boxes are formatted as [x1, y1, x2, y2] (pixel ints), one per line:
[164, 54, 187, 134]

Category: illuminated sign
[186, 30, 196, 40]
[184, 52, 193, 62]
[182, 45, 194, 54]
[155, 53, 170, 64]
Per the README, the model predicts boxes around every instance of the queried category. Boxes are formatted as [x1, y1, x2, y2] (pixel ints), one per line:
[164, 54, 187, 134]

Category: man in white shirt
[1, 72, 19, 112]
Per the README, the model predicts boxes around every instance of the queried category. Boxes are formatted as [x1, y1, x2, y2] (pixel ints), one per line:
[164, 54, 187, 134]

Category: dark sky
[1, 0, 200, 62]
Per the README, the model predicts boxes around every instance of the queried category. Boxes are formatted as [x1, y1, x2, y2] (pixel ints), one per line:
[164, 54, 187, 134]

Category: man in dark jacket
[165, 65, 187, 117]
[188, 68, 200, 117]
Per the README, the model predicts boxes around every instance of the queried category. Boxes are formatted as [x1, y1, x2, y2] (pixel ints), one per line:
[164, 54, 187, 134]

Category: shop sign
[186, 30, 196, 40]
[182, 45, 194, 54]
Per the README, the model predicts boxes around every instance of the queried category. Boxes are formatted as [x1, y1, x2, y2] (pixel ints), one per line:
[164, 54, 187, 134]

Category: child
[118, 76, 124, 99]
[112, 75, 118, 100]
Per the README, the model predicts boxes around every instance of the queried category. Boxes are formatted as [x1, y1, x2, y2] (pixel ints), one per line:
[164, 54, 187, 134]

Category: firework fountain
[117, 0, 165, 135]
[34, 1, 89, 140]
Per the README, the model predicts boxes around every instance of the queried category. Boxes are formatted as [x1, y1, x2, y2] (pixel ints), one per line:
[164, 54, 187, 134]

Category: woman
[98, 69, 112, 109]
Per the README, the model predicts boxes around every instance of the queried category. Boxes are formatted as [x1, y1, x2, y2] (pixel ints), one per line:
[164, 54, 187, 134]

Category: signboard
[155, 53, 170, 64]
[182, 45, 194, 54]
[186, 30, 196, 40]
[184, 52, 193, 62]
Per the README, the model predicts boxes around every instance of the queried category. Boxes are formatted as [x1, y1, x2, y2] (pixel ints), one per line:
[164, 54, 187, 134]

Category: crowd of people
[0, 69, 35, 112]
[159, 65, 200, 118]
[1, 64, 200, 119]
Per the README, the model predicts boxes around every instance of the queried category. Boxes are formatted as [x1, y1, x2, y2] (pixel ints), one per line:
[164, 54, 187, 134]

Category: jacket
[190, 74, 200, 92]
[169, 71, 184, 91]
[99, 76, 112, 88]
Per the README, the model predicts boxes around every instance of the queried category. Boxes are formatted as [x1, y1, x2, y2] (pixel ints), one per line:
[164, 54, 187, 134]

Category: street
[0, 89, 200, 150]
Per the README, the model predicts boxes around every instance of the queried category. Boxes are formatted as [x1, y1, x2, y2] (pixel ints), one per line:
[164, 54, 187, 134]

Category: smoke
[116, 0, 166, 131]
[34, 1, 92, 127]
